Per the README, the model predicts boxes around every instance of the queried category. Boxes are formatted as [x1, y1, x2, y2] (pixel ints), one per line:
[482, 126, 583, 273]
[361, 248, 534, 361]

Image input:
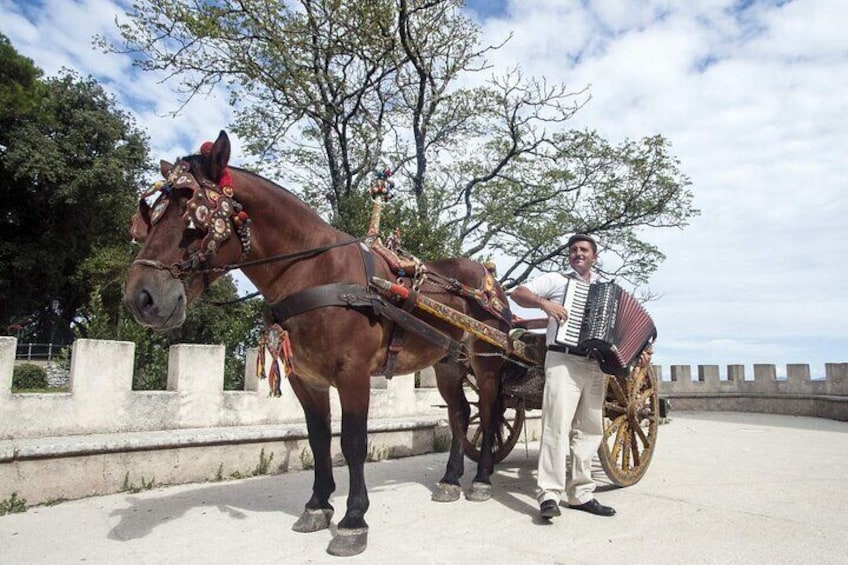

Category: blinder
[129, 159, 252, 278]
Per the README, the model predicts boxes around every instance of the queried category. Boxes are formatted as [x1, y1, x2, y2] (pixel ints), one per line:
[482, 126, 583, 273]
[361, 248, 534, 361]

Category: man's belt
[547, 344, 589, 357]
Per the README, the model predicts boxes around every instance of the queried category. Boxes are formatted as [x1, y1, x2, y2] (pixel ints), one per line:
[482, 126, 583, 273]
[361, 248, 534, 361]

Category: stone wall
[0, 336, 449, 505]
[657, 363, 848, 420]
[2, 335, 846, 506]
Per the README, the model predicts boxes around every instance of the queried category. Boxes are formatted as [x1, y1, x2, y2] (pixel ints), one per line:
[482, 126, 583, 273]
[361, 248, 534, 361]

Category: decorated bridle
[130, 147, 365, 284]
[130, 155, 252, 281]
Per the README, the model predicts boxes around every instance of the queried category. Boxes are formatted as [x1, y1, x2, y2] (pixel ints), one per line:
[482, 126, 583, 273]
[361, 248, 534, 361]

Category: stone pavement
[2, 411, 847, 565]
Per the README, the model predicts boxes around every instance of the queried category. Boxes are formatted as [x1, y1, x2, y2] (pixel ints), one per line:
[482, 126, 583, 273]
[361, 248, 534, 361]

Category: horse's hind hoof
[466, 482, 492, 502]
[431, 482, 462, 502]
[327, 527, 368, 556]
[292, 508, 334, 533]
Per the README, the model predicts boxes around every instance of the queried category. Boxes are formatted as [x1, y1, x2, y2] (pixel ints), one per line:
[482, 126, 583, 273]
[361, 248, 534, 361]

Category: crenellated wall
[2, 334, 846, 507]
[0, 336, 448, 505]
[657, 363, 848, 420]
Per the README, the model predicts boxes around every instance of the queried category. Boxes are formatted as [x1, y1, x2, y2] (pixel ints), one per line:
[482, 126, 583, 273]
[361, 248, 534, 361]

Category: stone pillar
[167, 344, 225, 428]
[371, 376, 389, 389]
[698, 365, 720, 391]
[785, 364, 811, 394]
[69, 339, 135, 429]
[727, 364, 745, 382]
[826, 363, 848, 395]
[753, 364, 778, 393]
[418, 366, 438, 388]
[244, 346, 259, 393]
[386, 373, 416, 416]
[0, 336, 15, 401]
[668, 365, 692, 393]
[652, 364, 663, 382]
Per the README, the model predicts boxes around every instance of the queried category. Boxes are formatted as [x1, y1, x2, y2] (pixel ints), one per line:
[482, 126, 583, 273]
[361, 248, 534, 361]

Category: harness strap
[268, 283, 462, 362]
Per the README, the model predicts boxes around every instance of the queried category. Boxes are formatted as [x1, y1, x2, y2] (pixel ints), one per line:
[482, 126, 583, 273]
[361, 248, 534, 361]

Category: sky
[1, 0, 846, 379]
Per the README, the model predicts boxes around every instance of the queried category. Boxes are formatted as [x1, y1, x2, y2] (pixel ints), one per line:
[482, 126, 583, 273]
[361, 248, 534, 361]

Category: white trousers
[536, 350, 606, 505]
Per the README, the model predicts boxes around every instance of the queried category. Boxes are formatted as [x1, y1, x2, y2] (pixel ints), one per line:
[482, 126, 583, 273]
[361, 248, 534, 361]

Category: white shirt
[522, 270, 600, 346]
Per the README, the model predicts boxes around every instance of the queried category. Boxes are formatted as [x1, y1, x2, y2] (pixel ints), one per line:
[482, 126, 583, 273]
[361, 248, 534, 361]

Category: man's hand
[541, 299, 569, 323]
[636, 344, 654, 368]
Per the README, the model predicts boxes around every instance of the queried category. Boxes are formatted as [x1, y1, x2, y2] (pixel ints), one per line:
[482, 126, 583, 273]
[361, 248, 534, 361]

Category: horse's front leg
[326, 374, 371, 557]
[431, 359, 469, 502]
[288, 375, 336, 534]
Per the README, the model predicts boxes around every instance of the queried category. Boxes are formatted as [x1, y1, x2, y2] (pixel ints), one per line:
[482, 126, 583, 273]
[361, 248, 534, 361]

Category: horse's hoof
[431, 482, 462, 502]
[327, 527, 368, 556]
[292, 508, 334, 533]
[466, 481, 492, 502]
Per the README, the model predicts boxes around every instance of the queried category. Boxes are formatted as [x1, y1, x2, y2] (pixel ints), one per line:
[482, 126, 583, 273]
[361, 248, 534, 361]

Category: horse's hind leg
[431, 358, 469, 502]
[288, 375, 336, 534]
[465, 345, 503, 502]
[327, 373, 371, 557]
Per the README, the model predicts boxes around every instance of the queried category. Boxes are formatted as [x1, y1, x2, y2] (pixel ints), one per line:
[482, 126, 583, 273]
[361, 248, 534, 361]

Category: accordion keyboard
[554, 278, 590, 347]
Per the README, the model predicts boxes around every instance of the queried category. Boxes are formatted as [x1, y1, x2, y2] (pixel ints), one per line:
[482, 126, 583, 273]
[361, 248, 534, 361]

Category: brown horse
[123, 131, 510, 556]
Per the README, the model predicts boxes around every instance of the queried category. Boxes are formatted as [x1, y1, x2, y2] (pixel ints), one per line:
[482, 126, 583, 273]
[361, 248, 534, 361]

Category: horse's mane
[181, 154, 330, 227]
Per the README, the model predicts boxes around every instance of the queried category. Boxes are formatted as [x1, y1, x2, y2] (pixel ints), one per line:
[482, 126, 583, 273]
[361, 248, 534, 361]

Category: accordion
[554, 280, 657, 376]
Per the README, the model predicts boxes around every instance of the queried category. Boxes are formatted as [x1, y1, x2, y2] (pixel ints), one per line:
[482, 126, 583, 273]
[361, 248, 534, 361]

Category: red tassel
[257, 324, 290, 398]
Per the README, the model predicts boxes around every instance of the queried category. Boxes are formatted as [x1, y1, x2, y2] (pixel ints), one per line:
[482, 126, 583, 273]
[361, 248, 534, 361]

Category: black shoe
[569, 499, 616, 517]
[539, 499, 561, 519]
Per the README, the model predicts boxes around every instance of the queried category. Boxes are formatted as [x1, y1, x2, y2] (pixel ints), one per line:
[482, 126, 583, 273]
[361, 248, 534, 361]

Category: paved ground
[2, 411, 847, 565]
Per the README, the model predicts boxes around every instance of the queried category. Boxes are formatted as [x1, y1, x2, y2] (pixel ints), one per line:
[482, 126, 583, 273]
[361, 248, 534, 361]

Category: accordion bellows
[555, 280, 657, 375]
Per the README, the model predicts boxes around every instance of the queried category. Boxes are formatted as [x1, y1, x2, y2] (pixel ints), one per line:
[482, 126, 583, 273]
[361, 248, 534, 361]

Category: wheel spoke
[604, 402, 626, 417]
[605, 414, 627, 437]
[607, 376, 628, 407]
[621, 425, 632, 470]
[629, 427, 641, 467]
[634, 420, 651, 447]
[610, 420, 626, 462]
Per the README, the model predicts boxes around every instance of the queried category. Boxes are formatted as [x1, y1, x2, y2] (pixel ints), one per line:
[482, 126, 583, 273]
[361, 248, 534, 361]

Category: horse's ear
[129, 200, 151, 242]
[204, 130, 231, 183]
[160, 160, 173, 178]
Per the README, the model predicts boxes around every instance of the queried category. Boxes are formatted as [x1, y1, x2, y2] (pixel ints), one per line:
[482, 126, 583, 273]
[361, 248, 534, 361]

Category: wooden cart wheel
[598, 363, 659, 486]
[461, 374, 526, 464]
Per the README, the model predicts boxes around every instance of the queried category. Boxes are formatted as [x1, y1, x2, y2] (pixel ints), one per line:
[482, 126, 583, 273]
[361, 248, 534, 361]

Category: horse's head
[124, 130, 249, 330]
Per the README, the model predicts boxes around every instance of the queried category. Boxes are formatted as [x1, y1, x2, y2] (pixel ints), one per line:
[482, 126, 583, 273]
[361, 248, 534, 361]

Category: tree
[105, 0, 698, 290]
[1, 35, 267, 390]
[0, 35, 150, 342]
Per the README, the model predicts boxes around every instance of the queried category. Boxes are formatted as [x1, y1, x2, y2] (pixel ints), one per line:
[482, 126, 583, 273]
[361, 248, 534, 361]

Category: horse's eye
[180, 225, 204, 248]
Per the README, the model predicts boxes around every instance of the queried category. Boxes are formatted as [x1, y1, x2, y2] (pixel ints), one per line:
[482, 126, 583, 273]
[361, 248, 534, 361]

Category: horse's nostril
[138, 289, 153, 311]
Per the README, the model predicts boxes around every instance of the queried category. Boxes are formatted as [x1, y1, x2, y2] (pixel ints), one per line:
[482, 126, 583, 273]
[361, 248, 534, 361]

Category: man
[510, 233, 616, 520]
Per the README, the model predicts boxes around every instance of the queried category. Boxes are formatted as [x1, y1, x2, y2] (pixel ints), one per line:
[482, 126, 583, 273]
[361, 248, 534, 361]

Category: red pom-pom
[219, 170, 233, 187]
[200, 141, 214, 155]
[238, 211, 249, 222]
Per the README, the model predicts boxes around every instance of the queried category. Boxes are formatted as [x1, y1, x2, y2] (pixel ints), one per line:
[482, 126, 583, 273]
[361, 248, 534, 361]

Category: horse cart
[367, 270, 660, 488]
[458, 318, 660, 487]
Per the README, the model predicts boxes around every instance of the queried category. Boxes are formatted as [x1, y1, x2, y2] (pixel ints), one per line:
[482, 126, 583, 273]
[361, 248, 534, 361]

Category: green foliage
[122, 473, 155, 493]
[106, 1, 698, 293]
[0, 34, 150, 343]
[0, 492, 27, 515]
[12, 363, 47, 390]
[334, 190, 457, 261]
[299, 448, 315, 470]
[253, 448, 275, 476]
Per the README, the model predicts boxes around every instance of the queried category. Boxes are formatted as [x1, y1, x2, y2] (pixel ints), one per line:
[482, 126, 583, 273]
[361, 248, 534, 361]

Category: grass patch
[253, 448, 275, 476]
[0, 493, 27, 516]
[299, 448, 314, 470]
[122, 473, 155, 493]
